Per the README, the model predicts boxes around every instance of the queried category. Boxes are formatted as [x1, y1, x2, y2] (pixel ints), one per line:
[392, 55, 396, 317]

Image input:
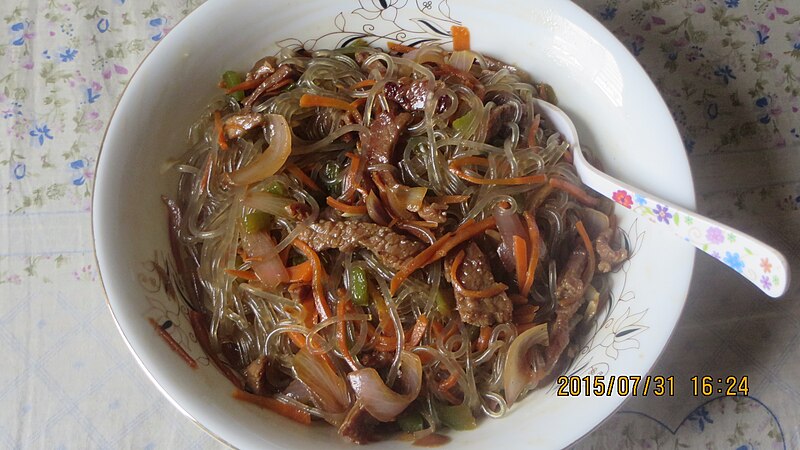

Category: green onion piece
[222, 70, 245, 102]
[452, 110, 476, 133]
[242, 211, 271, 234]
[321, 160, 342, 197]
[349, 266, 369, 306]
[436, 403, 477, 431]
[434, 289, 454, 317]
[264, 180, 287, 196]
[397, 409, 425, 433]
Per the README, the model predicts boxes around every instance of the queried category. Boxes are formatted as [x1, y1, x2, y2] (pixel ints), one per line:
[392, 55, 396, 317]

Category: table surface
[1, 1, 798, 448]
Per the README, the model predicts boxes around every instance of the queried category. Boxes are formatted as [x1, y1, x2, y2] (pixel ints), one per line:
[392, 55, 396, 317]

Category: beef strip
[384, 78, 430, 111]
[365, 111, 447, 223]
[444, 242, 512, 326]
[594, 228, 628, 273]
[296, 220, 424, 271]
[545, 246, 589, 366]
[338, 402, 376, 445]
[223, 112, 264, 139]
[243, 355, 271, 396]
[243, 64, 297, 108]
[486, 102, 519, 142]
[360, 350, 394, 369]
[246, 56, 277, 81]
[365, 111, 412, 170]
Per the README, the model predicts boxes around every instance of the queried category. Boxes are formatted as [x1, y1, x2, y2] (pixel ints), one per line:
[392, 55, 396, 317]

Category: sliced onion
[503, 323, 549, 406]
[347, 351, 422, 422]
[366, 190, 391, 226]
[230, 114, 291, 185]
[493, 203, 527, 273]
[447, 50, 477, 72]
[284, 379, 313, 404]
[244, 191, 296, 219]
[293, 347, 351, 414]
[386, 184, 427, 214]
[241, 230, 288, 288]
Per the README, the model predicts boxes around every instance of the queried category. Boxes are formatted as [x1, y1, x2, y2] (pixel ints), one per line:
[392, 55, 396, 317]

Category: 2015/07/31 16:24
[555, 375, 750, 397]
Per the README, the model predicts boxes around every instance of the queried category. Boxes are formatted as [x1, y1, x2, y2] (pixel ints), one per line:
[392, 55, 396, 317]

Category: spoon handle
[573, 150, 789, 298]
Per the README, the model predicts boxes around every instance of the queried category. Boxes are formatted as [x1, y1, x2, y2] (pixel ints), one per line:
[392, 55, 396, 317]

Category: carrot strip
[226, 77, 265, 94]
[198, 152, 214, 193]
[387, 41, 416, 53]
[287, 261, 313, 283]
[406, 315, 429, 348]
[512, 235, 527, 289]
[286, 163, 322, 192]
[390, 232, 453, 295]
[148, 318, 197, 368]
[292, 240, 332, 321]
[475, 326, 492, 353]
[326, 196, 367, 215]
[262, 78, 293, 95]
[549, 177, 600, 207]
[214, 110, 228, 150]
[430, 217, 496, 263]
[449, 156, 548, 186]
[288, 332, 307, 348]
[224, 269, 259, 281]
[439, 371, 460, 391]
[299, 93, 357, 112]
[576, 220, 595, 277]
[512, 304, 538, 324]
[451, 25, 470, 51]
[521, 212, 540, 298]
[350, 79, 377, 90]
[391, 216, 498, 294]
[449, 249, 509, 298]
[337, 295, 359, 370]
[371, 284, 397, 337]
[232, 388, 312, 425]
[527, 114, 541, 148]
[349, 97, 367, 110]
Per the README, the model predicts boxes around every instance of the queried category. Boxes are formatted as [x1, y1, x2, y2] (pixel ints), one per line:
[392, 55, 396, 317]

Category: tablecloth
[1, 0, 798, 448]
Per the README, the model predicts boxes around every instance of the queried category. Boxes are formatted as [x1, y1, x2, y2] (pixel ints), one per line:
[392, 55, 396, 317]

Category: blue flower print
[70, 160, 87, 185]
[59, 48, 78, 62]
[634, 194, 646, 206]
[86, 88, 101, 104]
[97, 18, 110, 33]
[723, 252, 745, 273]
[725, 0, 739, 7]
[12, 162, 25, 180]
[653, 204, 672, 224]
[149, 18, 166, 41]
[713, 65, 736, 84]
[687, 405, 714, 432]
[10, 22, 34, 46]
[29, 124, 54, 145]
[600, 7, 617, 21]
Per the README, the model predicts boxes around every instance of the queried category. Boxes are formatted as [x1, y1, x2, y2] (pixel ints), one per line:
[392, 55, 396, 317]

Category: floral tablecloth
[1, 0, 798, 448]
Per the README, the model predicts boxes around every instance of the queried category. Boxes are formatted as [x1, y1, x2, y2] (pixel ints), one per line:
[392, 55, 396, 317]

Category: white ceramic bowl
[93, 0, 696, 448]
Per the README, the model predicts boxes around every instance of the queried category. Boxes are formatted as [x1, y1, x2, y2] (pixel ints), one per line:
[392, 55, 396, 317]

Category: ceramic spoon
[533, 98, 790, 298]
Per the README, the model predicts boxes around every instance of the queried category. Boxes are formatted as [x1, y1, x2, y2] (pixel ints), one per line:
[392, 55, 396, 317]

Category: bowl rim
[91, 0, 697, 448]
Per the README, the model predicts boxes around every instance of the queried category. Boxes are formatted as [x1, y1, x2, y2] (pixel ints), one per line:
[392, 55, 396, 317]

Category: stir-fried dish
[163, 36, 628, 444]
